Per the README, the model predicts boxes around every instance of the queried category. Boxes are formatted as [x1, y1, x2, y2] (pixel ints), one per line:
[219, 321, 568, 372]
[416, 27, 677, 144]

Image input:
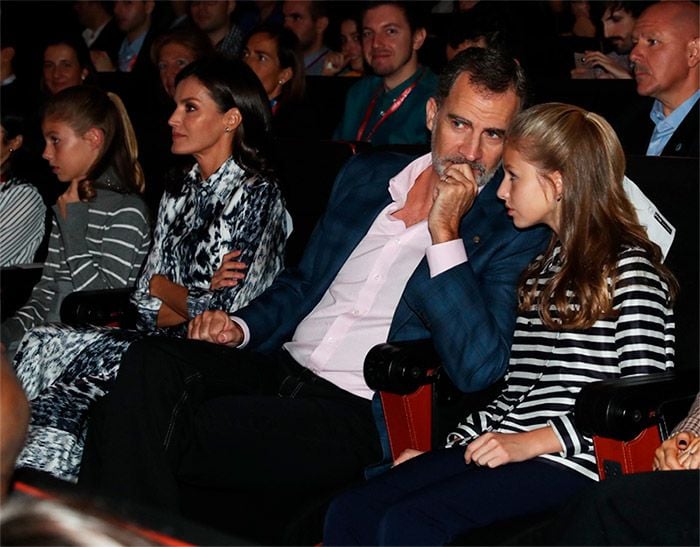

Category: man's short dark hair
[603, 1, 651, 19]
[436, 47, 527, 108]
[361, 1, 426, 34]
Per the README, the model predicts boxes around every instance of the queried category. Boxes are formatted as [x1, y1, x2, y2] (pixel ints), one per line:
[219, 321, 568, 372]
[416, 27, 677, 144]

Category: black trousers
[79, 336, 381, 544]
[540, 470, 700, 546]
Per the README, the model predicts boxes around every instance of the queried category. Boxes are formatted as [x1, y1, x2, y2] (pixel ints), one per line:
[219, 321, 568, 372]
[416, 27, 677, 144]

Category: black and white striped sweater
[447, 245, 675, 481]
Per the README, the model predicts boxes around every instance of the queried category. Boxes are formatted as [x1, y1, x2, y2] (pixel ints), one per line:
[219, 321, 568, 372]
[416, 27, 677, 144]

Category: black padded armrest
[60, 288, 135, 327]
[364, 339, 441, 394]
[574, 370, 698, 441]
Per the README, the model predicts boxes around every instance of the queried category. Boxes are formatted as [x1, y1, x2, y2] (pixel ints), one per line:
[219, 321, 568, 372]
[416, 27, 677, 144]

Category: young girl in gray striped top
[0, 86, 150, 359]
[324, 103, 678, 546]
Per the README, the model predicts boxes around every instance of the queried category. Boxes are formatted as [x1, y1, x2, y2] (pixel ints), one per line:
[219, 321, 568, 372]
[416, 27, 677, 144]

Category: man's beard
[431, 148, 498, 188]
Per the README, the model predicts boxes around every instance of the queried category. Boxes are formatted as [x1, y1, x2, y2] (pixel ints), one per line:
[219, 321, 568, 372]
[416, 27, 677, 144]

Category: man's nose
[458, 134, 482, 161]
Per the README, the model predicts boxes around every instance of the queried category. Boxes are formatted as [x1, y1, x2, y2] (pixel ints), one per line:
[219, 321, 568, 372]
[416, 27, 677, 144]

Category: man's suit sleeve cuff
[426, 239, 468, 278]
[229, 316, 251, 348]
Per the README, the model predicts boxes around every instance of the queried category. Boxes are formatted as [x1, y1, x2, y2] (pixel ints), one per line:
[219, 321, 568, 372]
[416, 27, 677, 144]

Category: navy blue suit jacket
[237, 152, 550, 393]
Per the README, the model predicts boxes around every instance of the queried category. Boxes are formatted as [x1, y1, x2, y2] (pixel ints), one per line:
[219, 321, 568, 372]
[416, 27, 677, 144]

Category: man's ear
[83, 127, 104, 150]
[687, 37, 700, 68]
[1, 46, 15, 64]
[412, 28, 427, 51]
[227, 0, 237, 16]
[145, 0, 155, 16]
[425, 97, 438, 132]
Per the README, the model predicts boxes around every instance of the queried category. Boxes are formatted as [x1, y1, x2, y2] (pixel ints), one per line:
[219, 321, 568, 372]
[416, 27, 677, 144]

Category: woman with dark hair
[0, 108, 46, 267]
[321, 14, 365, 77]
[41, 35, 95, 96]
[324, 103, 677, 545]
[242, 25, 322, 139]
[12, 57, 290, 482]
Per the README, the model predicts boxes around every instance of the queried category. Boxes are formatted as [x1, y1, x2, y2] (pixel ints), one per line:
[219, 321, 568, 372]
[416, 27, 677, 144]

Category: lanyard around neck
[355, 68, 424, 142]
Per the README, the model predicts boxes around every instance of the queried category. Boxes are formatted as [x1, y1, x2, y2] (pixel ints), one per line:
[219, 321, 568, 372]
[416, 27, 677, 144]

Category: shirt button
[374, 274, 382, 280]
[352, 309, 360, 316]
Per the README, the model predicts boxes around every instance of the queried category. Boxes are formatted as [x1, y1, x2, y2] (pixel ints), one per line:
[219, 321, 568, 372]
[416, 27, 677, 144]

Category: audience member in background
[322, 13, 365, 77]
[0, 353, 29, 501]
[571, 1, 648, 79]
[625, 1, 699, 157]
[41, 35, 94, 97]
[151, 27, 214, 99]
[0, 109, 46, 267]
[237, 0, 284, 39]
[91, 0, 155, 73]
[189, 0, 243, 58]
[334, 1, 438, 145]
[12, 57, 290, 485]
[0, 28, 32, 117]
[166, 0, 191, 30]
[323, 102, 677, 546]
[0, 86, 151, 360]
[542, 393, 699, 545]
[77, 47, 548, 545]
[283, 0, 330, 76]
[444, 7, 509, 62]
[243, 25, 322, 139]
[74, 0, 124, 69]
[143, 27, 214, 210]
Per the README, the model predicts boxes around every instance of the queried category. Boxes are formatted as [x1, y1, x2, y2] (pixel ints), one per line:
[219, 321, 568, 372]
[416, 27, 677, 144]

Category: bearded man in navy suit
[79, 47, 550, 543]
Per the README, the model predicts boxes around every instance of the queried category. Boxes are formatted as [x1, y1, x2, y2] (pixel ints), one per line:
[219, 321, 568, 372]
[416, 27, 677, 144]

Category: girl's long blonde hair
[507, 103, 677, 329]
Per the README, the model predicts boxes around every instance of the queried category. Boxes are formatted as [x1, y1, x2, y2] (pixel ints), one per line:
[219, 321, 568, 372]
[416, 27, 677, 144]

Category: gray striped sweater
[447, 245, 675, 481]
[1, 189, 150, 352]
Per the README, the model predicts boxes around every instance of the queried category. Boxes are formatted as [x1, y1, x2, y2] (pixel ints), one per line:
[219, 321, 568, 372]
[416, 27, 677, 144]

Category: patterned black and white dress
[13, 157, 291, 481]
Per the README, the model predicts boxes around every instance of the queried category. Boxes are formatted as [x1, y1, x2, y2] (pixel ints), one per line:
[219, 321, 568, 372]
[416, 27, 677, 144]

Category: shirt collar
[650, 89, 700, 130]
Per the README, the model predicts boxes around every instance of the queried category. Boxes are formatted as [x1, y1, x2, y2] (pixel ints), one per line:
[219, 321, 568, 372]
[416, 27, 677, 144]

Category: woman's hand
[654, 432, 699, 470]
[678, 437, 700, 470]
[56, 184, 80, 219]
[393, 448, 424, 467]
[321, 51, 349, 76]
[464, 427, 562, 469]
[210, 250, 247, 290]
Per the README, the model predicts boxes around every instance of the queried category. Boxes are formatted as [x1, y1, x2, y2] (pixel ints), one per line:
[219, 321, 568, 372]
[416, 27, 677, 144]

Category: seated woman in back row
[324, 103, 678, 545]
[13, 57, 290, 483]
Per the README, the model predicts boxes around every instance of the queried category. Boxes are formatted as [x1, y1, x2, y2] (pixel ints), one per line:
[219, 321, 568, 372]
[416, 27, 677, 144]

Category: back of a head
[175, 56, 275, 178]
[436, 46, 527, 108]
[42, 85, 143, 199]
[0, 497, 158, 546]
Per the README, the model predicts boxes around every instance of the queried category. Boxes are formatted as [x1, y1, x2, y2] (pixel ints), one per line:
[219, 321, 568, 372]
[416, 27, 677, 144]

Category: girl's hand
[56, 184, 80, 219]
[393, 448, 424, 467]
[210, 250, 247, 290]
[465, 427, 561, 469]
